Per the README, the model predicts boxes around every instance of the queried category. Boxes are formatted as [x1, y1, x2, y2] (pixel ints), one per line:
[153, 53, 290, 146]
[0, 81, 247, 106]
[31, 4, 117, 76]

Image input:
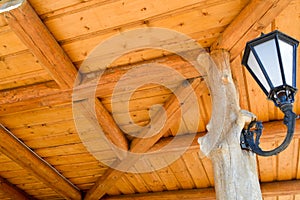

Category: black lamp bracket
[240, 104, 298, 156]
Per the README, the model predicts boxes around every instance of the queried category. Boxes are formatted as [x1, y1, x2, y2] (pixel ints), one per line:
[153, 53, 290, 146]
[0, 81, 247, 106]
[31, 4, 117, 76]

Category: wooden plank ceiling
[0, 0, 299, 199]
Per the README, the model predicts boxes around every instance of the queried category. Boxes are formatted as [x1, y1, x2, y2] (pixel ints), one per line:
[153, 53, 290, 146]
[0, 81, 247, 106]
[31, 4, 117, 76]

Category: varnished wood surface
[0, 0, 299, 199]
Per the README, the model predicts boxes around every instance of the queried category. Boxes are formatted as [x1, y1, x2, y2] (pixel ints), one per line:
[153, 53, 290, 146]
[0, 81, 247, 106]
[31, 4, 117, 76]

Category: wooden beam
[81, 118, 297, 163]
[0, 81, 60, 105]
[152, 119, 300, 155]
[0, 0, 129, 179]
[260, 119, 300, 140]
[130, 78, 204, 153]
[103, 187, 215, 200]
[84, 78, 204, 199]
[95, 99, 129, 151]
[0, 81, 72, 115]
[0, 176, 36, 200]
[1, 0, 78, 89]
[74, 54, 200, 100]
[0, 86, 126, 155]
[261, 180, 300, 197]
[101, 180, 300, 200]
[79, 118, 298, 163]
[210, 0, 292, 60]
[74, 98, 129, 153]
[0, 124, 82, 200]
[0, 54, 201, 115]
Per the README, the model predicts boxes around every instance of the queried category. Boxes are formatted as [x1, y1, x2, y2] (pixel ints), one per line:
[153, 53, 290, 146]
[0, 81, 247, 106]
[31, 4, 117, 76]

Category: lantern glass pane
[247, 51, 270, 92]
[254, 39, 283, 88]
[279, 39, 294, 87]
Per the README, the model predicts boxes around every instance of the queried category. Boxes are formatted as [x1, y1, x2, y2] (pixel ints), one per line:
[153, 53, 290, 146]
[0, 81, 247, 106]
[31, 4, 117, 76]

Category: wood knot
[222, 74, 229, 84]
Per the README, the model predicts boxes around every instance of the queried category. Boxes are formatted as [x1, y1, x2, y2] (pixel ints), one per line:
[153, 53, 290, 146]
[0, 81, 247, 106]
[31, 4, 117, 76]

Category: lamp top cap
[242, 30, 299, 67]
[246, 30, 299, 48]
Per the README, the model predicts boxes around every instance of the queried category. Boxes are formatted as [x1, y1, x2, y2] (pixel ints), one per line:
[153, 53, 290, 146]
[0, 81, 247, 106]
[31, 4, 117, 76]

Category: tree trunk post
[198, 50, 262, 199]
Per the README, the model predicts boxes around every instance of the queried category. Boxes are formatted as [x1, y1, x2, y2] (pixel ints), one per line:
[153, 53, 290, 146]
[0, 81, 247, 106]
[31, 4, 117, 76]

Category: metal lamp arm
[240, 104, 297, 156]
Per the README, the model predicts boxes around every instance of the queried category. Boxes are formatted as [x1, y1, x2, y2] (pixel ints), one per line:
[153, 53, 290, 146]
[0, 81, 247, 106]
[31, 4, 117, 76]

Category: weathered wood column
[198, 50, 262, 199]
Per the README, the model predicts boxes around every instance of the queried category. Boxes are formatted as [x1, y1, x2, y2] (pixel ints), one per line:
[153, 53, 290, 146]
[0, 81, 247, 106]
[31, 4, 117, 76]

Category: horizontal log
[102, 180, 300, 200]
[0, 54, 201, 115]
[261, 180, 300, 197]
[149, 119, 300, 155]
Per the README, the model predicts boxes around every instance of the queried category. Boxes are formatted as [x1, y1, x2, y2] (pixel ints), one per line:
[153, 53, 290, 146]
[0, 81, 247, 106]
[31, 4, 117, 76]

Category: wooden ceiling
[0, 0, 299, 199]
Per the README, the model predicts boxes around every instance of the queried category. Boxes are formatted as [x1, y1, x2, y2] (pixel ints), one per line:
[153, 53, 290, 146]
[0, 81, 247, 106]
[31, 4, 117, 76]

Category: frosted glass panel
[247, 51, 270, 93]
[254, 39, 282, 87]
[279, 39, 294, 86]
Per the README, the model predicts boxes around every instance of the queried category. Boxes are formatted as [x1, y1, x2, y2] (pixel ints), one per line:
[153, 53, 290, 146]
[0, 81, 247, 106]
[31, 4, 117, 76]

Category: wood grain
[211, 0, 293, 60]
[3, 0, 78, 89]
[0, 176, 35, 200]
[101, 180, 300, 199]
[0, 124, 82, 199]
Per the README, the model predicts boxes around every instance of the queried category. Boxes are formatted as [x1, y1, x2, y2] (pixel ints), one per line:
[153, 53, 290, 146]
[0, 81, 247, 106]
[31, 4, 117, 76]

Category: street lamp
[240, 30, 299, 156]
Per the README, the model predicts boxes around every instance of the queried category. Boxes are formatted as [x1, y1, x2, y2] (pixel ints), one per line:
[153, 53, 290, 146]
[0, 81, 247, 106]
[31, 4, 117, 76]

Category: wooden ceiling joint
[0, 0, 78, 89]
[84, 78, 208, 199]
[0, 0, 298, 199]
[211, 0, 293, 60]
[0, 124, 82, 199]
[0, 54, 201, 115]
[0, 0, 130, 195]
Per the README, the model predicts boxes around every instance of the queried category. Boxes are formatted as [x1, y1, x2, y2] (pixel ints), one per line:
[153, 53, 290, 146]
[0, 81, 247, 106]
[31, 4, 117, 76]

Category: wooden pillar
[198, 50, 262, 199]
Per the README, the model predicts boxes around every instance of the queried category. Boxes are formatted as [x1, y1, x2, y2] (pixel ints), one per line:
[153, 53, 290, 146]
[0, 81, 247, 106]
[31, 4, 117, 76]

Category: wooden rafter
[73, 118, 300, 199]
[79, 118, 299, 162]
[0, 124, 81, 199]
[104, 187, 215, 200]
[84, 0, 295, 197]
[1, 0, 129, 177]
[0, 176, 35, 200]
[0, 81, 71, 115]
[1, 0, 78, 89]
[0, 2, 131, 198]
[211, 0, 293, 60]
[84, 78, 207, 199]
[74, 98, 129, 152]
[0, 55, 200, 115]
[152, 119, 300, 152]
[101, 180, 300, 200]
[98, 118, 300, 199]
[0, 1, 296, 199]
[130, 78, 205, 152]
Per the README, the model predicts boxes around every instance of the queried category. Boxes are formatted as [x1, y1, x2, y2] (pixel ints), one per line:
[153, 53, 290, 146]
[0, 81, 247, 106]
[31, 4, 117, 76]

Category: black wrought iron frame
[240, 102, 297, 156]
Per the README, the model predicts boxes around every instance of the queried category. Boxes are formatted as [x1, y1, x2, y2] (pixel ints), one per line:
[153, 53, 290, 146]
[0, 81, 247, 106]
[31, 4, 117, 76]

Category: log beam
[153, 120, 300, 154]
[211, 0, 293, 60]
[0, 54, 200, 116]
[101, 180, 300, 200]
[0, 176, 36, 200]
[1, 0, 78, 89]
[130, 78, 203, 152]
[0, 0, 129, 178]
[0, 124, 82, 199]
[85, 116, 300, 199]
[84, 78, 204, 200]
[74, 98, 129, 153]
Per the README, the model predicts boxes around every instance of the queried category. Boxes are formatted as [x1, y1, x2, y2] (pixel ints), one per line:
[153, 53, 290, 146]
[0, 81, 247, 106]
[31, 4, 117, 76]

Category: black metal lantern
[240, 30, 299, 156]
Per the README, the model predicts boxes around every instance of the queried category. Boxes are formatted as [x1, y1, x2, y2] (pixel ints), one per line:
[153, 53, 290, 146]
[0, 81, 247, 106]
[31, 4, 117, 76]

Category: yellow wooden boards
[0, 0, 299, 199]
